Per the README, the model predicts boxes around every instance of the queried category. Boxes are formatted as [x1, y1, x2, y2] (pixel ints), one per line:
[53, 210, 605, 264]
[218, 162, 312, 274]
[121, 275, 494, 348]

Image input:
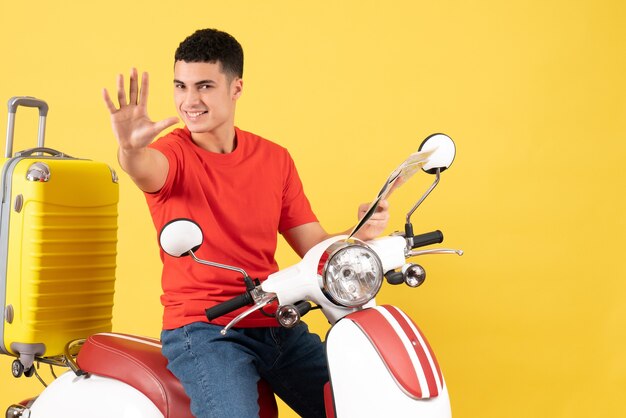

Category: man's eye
[174, 84, 185, 89]
[200, 85, 212, 90]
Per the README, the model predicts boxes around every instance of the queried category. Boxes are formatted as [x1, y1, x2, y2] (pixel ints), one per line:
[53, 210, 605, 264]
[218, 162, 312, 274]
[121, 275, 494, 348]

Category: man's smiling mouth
[185, 110, 208, 118]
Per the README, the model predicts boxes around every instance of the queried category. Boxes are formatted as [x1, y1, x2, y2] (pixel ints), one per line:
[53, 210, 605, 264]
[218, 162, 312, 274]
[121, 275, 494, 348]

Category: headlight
[319, 240, 383, 308]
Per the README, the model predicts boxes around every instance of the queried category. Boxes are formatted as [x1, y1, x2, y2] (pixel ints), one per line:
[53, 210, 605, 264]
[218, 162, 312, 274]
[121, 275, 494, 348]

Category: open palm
[103, 69, 178, 150]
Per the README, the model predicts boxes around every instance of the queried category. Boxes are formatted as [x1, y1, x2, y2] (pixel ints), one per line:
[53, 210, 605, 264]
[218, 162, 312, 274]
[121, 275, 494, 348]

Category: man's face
[173, 61, 242, 135]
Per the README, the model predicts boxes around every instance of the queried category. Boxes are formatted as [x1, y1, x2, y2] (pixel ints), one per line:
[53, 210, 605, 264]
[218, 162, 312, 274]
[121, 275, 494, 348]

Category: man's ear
[232, 78, 243, 100]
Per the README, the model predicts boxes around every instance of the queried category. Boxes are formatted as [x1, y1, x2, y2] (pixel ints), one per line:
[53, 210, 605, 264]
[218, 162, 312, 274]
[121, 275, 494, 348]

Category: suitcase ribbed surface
[21, 204, 117, 330]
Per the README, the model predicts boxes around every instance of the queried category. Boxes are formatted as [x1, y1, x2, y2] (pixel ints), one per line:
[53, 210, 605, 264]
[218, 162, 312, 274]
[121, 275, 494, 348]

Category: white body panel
[262, 235, 351, 323]
[29, 371, 163, 418]
[366, 235, 407, 272]
[326, 318, 451, 418]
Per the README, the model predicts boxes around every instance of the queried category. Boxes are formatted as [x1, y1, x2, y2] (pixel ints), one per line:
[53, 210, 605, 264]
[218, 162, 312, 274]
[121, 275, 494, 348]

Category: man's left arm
[282, 200, 390, 258]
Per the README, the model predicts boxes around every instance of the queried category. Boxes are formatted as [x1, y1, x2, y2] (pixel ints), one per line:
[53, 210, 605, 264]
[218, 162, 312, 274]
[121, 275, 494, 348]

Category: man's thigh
[255, 323, 328, 418]
[161, 322, 261, 418]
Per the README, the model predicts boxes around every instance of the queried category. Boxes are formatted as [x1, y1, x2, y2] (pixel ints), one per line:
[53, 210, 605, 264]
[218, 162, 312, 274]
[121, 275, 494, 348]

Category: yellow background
[1, 1, 625, 417]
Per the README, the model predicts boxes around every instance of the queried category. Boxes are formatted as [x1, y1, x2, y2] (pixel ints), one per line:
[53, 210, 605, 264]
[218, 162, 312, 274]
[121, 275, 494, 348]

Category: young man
[103, 28, 389, 418]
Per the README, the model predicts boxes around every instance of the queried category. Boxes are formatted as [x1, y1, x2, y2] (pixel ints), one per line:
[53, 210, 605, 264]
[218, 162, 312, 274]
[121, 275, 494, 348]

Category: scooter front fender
[325, 305, 451, 418]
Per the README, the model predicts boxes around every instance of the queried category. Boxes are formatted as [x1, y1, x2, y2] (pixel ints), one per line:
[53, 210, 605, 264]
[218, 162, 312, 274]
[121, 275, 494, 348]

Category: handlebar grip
[295, 301, 312, 317]
[412, 230, 444, 249]
[205, 292, 253, 321]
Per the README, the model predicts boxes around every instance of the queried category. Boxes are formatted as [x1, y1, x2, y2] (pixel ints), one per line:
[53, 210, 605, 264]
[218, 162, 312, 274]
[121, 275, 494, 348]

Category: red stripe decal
[384, 305, 441, 396]
[402, 310, 444, 386]
[349, 309, 423, 398]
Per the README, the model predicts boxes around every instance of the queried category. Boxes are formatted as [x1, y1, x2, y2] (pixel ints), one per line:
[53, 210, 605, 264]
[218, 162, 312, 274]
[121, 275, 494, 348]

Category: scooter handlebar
[205, 292, 253, 321]
[412, 230, 444, 249]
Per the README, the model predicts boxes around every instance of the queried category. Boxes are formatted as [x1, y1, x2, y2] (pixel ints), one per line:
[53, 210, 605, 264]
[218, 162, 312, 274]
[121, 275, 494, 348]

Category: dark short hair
[175, 28, 244, 79]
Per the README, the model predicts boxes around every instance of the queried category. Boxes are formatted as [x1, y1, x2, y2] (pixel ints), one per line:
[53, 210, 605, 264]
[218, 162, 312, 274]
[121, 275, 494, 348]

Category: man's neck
[190, 125, 237, 154]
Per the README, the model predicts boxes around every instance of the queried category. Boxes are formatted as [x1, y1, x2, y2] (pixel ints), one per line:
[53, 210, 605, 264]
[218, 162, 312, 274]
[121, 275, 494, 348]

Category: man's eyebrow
[173, 79, 216, 86]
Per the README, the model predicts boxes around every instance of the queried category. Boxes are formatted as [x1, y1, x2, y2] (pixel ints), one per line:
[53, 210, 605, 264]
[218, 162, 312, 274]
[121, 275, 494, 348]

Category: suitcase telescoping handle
[5, 96, 49, 158]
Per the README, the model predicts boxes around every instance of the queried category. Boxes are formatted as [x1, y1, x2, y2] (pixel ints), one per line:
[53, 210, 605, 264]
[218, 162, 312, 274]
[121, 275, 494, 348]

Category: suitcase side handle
[5, 96, 49, 158]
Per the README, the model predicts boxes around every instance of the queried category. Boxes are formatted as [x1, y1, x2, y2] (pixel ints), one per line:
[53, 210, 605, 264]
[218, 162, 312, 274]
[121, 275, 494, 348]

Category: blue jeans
[161, 321, 328, 418]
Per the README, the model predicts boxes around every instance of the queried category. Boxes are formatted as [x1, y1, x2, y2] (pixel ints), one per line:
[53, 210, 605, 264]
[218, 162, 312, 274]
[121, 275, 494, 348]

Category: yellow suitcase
[0, 97, 119, 374]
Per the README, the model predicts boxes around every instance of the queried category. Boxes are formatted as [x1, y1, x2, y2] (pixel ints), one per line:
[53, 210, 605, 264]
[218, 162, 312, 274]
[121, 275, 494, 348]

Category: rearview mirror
[159, 219, 203, 257]
[418, 133, 456, 174]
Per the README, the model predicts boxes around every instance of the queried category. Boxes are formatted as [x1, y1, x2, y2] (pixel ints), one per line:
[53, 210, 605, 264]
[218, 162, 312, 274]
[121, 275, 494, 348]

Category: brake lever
[220, 292, 277, 335]
[407, 248, 464, 257]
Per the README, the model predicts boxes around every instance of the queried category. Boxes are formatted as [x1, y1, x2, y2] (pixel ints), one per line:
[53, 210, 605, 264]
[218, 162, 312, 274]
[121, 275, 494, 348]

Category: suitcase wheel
[23, 365, 35, 378]
[11, 360, 36, 378]
[11, 359, 24, 378]
[11, 360, 35, 377]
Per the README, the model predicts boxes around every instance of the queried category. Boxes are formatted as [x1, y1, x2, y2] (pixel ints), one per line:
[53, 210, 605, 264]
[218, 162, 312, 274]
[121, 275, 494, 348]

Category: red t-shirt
[145, 127, 317, 329]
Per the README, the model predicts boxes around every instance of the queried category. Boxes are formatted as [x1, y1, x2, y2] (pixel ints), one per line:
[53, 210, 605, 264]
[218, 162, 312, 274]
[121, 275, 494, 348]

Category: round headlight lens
[321, 243, 383, 307]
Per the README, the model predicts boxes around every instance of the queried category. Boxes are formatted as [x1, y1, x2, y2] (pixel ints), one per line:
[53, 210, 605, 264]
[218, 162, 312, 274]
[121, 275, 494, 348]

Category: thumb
[153, 117, 179, 134]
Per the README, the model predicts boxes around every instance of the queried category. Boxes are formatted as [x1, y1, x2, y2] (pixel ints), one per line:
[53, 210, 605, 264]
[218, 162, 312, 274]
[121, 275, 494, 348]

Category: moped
[6, 133, 461, 418]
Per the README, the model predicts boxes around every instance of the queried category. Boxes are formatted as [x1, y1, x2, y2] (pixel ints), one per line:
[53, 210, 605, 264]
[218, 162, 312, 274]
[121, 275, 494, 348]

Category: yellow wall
[1, 1, 625, 417]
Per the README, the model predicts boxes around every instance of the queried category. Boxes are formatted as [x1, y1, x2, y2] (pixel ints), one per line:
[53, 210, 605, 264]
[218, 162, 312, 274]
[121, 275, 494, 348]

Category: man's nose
[184, 89, 201, 105]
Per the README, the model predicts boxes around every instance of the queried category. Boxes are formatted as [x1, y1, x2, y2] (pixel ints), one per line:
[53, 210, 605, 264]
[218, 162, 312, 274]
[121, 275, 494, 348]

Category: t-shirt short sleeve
[145, 134, 184, 202]
[278, 151, 318, 233]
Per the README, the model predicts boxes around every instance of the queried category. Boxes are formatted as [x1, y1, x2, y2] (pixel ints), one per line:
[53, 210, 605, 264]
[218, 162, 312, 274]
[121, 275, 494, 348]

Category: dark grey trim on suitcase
[0, 155, 36, 355]
[0, 155, 22, 355]
[1, 96, 50, 356]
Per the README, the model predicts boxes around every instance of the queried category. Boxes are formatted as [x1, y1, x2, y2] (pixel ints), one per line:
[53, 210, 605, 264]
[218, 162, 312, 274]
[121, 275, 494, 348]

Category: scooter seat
[77, 332, 194, 418]
[77, 332, 278, 418]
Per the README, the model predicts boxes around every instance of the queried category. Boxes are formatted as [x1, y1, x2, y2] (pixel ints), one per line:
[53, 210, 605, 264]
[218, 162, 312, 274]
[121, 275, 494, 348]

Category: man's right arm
[103, 68, 178, 193]
[117, 146, 170, 193]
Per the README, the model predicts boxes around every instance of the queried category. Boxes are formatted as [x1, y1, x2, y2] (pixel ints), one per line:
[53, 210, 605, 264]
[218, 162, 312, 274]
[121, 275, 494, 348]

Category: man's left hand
[353, 199, 390, 241]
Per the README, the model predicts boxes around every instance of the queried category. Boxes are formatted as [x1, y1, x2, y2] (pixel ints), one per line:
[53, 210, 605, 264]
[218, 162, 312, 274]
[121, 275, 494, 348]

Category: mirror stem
[405, 168, 441, 249]
[188, 250, 254, 288]
[405, 168, 441, 227]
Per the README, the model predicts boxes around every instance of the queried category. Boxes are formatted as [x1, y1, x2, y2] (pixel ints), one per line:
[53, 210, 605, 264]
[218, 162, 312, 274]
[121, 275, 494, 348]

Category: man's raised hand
[103, 68, 178, 152]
